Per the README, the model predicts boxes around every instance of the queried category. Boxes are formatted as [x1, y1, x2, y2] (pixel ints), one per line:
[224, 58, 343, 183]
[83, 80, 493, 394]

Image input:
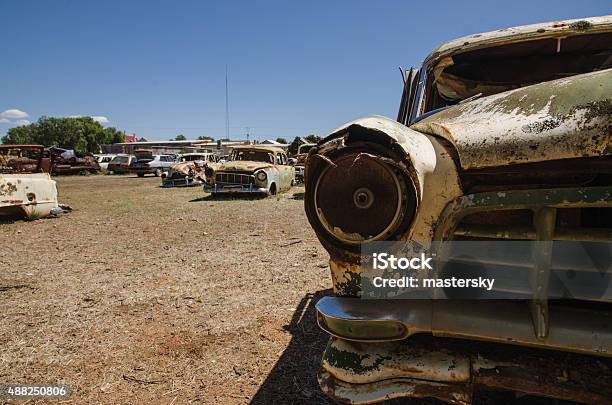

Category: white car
[94, 154, 116, 171]
[130, 150, 177, 177]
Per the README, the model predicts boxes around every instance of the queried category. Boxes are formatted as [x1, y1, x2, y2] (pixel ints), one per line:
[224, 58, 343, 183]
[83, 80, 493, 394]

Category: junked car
[94, 154, 116, 171]
[162, 153, 220, 187]
[203, 146, 295, 196]
[0, 145, 66, 220]
[304, 16, 612, 404]
[48, 146, 101, 175]
[130, 150, 177, 177]
[293, 143, 315, 184]
[107, 154, 135, 174]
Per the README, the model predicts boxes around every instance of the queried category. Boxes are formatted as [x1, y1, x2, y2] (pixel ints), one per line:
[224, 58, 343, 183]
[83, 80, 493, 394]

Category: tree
[175, 134, 187, 141]
[288, 136, 304, 155]
[197, 135, 214, 141]
[1, 116, 125, 153]
[304, 134, 321, 144]
[275, 137, 288, 144]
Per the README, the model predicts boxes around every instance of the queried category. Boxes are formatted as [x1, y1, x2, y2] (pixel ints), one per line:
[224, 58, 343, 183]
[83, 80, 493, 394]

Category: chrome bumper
[316, 296, 612, 356]
[162, 177, 202, 187]
[204, 183, 268, 194]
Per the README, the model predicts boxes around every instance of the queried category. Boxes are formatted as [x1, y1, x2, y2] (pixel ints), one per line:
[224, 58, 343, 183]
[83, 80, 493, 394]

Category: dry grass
[0, 175, 332, 404]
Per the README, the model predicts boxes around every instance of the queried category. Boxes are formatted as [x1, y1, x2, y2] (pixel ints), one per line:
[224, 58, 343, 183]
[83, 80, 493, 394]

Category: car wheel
[269, 183, 277, 196]
[154, 168, 162, 177]
[137, 173, 145, 178]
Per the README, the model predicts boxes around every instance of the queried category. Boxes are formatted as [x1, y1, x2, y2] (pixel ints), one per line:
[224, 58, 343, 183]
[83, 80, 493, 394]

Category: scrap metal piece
[320, 335, 612, 405]
[0, 145, 62, 220]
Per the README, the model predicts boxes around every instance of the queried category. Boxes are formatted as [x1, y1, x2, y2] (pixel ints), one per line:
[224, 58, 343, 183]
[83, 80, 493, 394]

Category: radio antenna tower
[225, 65, 230, 140]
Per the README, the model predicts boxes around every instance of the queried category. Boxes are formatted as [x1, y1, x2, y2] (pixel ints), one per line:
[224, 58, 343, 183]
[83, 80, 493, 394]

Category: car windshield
[231, 150, 274, 163]
[414, 31, 612, 119]
[181, 155, 205, 162]
[298, 144, 315, 154]
[112, 156, 128, 164]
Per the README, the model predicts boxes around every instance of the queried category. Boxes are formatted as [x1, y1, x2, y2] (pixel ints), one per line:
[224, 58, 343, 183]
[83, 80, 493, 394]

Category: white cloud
[0, 118, 10, 124]
[68, 115, 110, 125]
[15, 119, 31, 126]
[0, 109, 29, 120]
[91, 116, 109, 124]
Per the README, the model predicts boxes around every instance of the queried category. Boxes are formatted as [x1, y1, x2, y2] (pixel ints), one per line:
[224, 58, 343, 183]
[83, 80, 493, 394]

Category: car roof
[424, 15, 612, 64]
[231, 145, 285, 153]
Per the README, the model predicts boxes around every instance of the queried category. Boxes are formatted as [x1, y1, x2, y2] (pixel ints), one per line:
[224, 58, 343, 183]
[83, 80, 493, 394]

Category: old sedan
[204, 146, 295, 196]
[305, 15, 612, 405]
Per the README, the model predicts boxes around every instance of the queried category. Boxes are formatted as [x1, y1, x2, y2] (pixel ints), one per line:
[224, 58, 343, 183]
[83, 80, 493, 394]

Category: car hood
[216, 161, 273, 172]
[169, 161, 204, 175]
[410, 68, 612, 170]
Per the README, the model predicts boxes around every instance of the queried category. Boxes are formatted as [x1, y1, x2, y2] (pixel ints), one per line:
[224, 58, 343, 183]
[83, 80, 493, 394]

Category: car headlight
[256, 171, 267, 182]
[305, 147, 417, 250]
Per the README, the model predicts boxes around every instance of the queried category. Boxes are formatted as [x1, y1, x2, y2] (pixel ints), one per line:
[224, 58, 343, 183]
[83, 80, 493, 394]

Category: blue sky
[1, 0, 610, 141]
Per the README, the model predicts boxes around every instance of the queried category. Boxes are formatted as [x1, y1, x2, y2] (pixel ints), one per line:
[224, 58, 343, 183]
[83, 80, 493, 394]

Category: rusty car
[107, 154, 136, 174]
[204, 145, 295, 196]
[304, 16, 612, 404]
[48, 146, 101, 175]
[0, 145, 66, 220]
[162, 152, 220, 187]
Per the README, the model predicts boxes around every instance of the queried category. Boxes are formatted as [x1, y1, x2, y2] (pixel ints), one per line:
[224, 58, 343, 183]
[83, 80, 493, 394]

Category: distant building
[102, 139, 250, 155]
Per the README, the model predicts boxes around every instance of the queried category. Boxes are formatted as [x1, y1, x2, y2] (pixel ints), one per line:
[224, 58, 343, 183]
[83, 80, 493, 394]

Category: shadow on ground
[250, 289, 335, 404]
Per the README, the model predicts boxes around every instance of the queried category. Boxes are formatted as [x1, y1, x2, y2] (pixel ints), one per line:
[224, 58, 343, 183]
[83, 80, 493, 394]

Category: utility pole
[246, 126, 250, 143]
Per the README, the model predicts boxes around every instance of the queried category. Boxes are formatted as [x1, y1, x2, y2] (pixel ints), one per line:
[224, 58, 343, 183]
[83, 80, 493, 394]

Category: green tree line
[1, 116, 125, 153]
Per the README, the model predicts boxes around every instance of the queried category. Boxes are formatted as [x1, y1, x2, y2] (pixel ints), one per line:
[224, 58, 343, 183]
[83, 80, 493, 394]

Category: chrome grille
[215, 172, 255, 185]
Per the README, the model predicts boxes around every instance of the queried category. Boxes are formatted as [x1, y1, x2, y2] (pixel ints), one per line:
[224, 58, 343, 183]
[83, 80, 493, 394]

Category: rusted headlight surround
[305, 144, 417, 251]
[256, 170, 267, 182]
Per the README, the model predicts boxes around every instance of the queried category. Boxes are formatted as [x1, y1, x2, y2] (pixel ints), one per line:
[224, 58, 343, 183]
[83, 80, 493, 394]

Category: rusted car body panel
[0, 145, 61, 220]
[411, 69, 611, 170]
[204, 146, 294, 195]
[319, 336, 612, 405]
[424, 15, 612, 64]
[305, 15, 612, 404]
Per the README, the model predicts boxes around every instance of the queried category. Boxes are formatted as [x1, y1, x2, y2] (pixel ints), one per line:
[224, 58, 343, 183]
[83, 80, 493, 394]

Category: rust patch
[0, 182, 18, 196]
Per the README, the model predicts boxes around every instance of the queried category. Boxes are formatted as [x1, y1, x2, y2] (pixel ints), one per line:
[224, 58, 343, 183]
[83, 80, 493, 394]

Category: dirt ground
[1, 175, 335, 404]
[0, 175, 580, 405]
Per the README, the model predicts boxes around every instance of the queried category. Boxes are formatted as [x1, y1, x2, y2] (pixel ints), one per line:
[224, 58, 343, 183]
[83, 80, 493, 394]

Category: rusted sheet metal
[322, 336, 470, 384]
[411, 68, 612, 170]
[320, 335, 612, 404]
[0, 173, 60, 220]
[425, 15, 612, 65]
[433, 185, 612, 241]
[319, 369, 471, 405]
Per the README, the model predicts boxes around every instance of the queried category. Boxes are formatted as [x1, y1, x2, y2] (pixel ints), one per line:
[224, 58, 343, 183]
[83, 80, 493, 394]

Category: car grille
[215, 172, 255, 185]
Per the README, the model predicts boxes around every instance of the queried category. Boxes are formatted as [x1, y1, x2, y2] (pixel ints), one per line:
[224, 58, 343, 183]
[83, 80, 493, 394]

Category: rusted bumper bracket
[319, 335, 612, 404]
